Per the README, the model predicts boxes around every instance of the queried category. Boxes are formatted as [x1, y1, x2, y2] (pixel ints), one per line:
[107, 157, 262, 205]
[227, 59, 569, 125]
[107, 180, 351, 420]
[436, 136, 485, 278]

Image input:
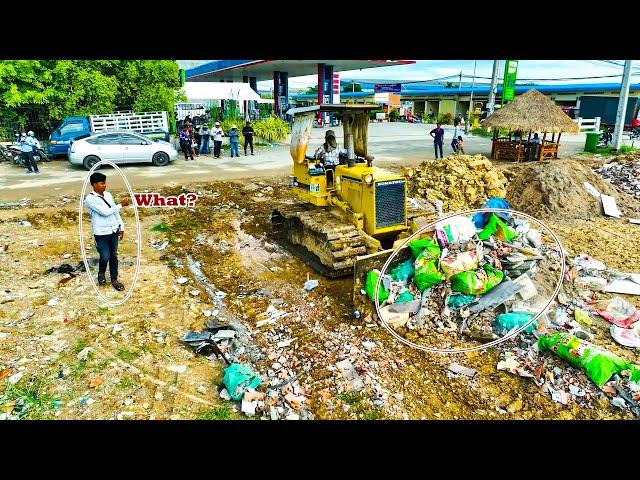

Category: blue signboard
[374, 83, 402, 93]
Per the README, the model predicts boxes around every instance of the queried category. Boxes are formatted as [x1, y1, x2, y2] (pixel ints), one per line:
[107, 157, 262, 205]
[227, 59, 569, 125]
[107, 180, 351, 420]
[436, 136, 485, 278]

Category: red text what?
[133, 193, 198, 207]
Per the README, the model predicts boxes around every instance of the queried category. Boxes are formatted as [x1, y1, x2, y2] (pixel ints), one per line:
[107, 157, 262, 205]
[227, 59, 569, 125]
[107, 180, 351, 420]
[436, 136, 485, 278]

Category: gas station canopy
[186, 60, 415, 82]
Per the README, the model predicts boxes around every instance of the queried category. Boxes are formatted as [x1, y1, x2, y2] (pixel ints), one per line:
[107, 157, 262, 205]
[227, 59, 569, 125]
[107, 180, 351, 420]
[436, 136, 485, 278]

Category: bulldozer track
[270, 203, 368, 278]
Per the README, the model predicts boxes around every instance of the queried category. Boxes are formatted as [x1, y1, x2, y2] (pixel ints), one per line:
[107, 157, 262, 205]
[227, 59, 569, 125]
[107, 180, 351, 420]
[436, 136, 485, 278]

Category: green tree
[342, 82, 361, 93]
[305, 85, 318, 95]
[0, 60, 184, 138]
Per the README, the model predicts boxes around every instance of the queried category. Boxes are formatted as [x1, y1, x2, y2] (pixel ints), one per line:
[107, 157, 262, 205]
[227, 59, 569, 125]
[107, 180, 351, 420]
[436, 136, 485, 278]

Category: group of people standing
[429, 120, 465, 159]
[178, 120, 255, 161]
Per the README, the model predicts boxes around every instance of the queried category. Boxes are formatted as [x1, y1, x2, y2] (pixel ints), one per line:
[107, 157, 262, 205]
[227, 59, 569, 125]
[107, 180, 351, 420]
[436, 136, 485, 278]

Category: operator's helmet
[28, 131, 34, 136]
[325, 130, 337, 150]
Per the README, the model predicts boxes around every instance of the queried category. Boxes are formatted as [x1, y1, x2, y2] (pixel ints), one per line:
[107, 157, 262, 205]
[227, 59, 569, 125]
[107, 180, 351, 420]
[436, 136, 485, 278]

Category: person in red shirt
[631, 117, 640, 129]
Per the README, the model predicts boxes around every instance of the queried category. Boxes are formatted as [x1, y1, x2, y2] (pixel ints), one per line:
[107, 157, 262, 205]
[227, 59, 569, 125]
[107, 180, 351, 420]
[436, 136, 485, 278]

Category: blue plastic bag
[223, 363, 262, 401]
[495, 312, 536, 333]
[472, 197, 511, 229]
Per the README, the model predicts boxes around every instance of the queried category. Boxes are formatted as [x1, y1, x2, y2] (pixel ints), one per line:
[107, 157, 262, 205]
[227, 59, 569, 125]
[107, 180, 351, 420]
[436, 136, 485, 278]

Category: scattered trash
[222, 363, 262, 401]
[610, 324, 640, 348]
[89, 376, 103, 388]
[448, 363, 477, 377]
[111, 324, 123, 335]
[76, 347, 93, 361]
[336, 359, 365, 392]
[176, 277, 188, 285]
[219, 388, 231, 401]
[583, 182, 601, 199]
[303, 279, 319, 291]
[18, 220, 31, 227]
[47, 298, 59, 307]
[596, 298, 640, 328]
[600, 194, 621, 218]
[7, 372, 23, 384]
[495, 312, 536, 334]
[574, 308, 593, 326]
[537, 332, 640, 387]
[45, 262, 86, 274]
[151, 240, 169, 251]
[189, 290, 200, 296]
[496, 353, 534, 378]
[167, 365, 187, 374]
[602, 279, 640, 296]
[0, 368, 12, 381]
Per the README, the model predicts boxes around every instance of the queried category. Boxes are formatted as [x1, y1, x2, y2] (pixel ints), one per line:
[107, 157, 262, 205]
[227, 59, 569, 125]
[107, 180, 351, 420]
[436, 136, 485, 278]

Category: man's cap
[215, 122, 220, 126]
[90, 172, 107, 184]
[325, 130, 336, 138]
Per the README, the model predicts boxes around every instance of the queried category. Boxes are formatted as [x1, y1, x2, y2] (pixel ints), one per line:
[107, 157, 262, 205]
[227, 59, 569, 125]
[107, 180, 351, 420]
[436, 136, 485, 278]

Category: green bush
[369, 109, 384, 121]
[389, 109, 400, 119]
[252, 116, 290, 142]
[470, 127, 494, 137]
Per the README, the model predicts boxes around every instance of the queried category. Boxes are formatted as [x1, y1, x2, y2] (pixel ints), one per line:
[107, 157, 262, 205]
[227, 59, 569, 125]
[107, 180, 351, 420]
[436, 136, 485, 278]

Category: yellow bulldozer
[271, 104, 425, 278]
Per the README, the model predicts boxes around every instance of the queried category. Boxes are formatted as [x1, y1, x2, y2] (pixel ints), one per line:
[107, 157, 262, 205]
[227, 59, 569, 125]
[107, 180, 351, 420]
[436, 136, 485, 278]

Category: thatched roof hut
[483, 89, 579, 134]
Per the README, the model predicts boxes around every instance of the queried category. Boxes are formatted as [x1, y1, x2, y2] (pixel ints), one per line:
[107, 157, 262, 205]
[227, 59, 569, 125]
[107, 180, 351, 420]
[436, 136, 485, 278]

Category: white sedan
[69, 130, 178, 170]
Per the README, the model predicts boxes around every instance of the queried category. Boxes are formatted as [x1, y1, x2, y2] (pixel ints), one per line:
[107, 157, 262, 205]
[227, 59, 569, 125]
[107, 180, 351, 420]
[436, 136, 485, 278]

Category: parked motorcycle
[4, 145, 50, 166]
[599, 126, 614, 147]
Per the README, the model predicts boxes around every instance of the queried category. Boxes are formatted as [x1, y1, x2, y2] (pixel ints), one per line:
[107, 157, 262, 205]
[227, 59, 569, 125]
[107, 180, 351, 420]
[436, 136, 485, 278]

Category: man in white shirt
[84, 172, 130, 291]
[212, 121, 225, 158]
[451, 121, 463, 153]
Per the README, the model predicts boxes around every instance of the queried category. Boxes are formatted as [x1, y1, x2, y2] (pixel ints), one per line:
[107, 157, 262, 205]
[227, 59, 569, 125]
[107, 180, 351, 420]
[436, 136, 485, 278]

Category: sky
[178, 60, 640, 91]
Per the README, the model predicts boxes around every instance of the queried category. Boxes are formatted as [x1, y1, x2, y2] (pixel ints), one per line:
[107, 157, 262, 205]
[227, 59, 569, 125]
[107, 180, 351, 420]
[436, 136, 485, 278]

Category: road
[0, 122, 609, 201]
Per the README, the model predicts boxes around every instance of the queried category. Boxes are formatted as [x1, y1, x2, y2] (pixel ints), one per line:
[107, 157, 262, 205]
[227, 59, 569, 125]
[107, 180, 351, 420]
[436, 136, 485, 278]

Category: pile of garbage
[363, 198, 640, 416]
[507, 160, 640, 220]
[409, 155, 508, 212]
[364, 199, 553, 346]
[595, 159, 640, 201]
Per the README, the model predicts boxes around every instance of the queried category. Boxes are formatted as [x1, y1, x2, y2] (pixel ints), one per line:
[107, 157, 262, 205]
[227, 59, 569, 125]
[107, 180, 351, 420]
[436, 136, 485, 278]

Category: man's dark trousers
[434, 141, 443, 159]
[95, 231, 119, 280]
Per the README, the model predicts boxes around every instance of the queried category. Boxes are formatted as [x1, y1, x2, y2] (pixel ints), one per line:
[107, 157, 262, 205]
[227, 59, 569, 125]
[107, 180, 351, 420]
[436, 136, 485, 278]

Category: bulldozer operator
[313, 130, 347, 169]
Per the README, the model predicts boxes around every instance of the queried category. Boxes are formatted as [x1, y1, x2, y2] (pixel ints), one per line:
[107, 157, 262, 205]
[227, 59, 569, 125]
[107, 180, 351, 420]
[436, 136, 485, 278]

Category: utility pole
[453, 71, 463, 119]
[465, 60, 477, 134]
[487, 60, 500, 115]
[612, 60, 633, 151]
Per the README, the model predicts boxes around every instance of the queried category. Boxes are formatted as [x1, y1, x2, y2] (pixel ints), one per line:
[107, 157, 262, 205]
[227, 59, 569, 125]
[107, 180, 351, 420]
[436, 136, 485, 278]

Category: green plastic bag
[496, 312, 537, 333]
[414, 252, 445, 292]
[395, 291, 415, 303]
[447, 294, 475, 308]
[390, 259, 415, 282]
[408, 237, 440, 260]
[537, 332, 640, 388]
[450, 264, 504, 296]
[364, 270, 389, 303]
[477, 214, 518, 242]
[223, 363, 262, 401]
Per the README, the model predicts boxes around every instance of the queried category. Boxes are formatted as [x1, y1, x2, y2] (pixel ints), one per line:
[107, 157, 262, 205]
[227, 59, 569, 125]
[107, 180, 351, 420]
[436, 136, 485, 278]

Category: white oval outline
[78, 160, 142, 306]
[374, 208, 566, 354]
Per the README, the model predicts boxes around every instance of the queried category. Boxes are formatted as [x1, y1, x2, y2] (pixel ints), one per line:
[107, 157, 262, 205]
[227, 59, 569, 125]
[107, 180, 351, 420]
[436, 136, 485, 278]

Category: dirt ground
[2, 160, 638, 419]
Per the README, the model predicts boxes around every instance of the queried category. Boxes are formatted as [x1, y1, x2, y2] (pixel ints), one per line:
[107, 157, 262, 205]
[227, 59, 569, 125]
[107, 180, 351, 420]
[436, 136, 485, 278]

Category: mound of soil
[505, 159, 640, 221]
[409, 155, 508, 212]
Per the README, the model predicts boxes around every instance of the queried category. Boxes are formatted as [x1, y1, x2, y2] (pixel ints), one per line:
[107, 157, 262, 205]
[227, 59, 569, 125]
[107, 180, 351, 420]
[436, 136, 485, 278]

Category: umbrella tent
[483, 89, 579, 134]
[483, 89, 580, 162]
